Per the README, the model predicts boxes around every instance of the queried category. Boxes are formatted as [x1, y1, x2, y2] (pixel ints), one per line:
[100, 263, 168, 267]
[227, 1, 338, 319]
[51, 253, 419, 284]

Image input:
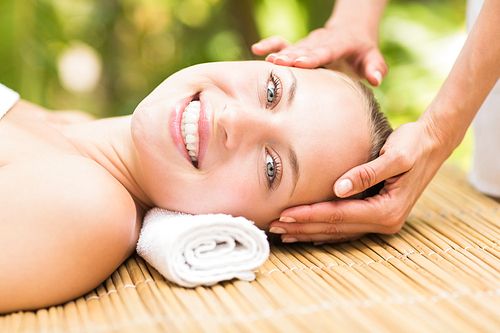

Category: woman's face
[132, 61, 371, 229]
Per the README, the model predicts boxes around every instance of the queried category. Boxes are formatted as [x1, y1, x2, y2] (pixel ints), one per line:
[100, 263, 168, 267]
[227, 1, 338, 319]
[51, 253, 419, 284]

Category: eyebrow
[283, 69, 299, 198]
[286, 68, 297, 105]
[287, 142, 300, 199]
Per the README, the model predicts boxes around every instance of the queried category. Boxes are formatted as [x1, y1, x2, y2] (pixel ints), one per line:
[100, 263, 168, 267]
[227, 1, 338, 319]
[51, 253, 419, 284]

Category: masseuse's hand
[268, 120, 451, 243]
[251, 26, 387, 87]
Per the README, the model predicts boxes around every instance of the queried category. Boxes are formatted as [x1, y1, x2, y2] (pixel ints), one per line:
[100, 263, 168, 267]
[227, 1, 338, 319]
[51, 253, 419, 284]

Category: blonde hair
[329, 71, 393, 199]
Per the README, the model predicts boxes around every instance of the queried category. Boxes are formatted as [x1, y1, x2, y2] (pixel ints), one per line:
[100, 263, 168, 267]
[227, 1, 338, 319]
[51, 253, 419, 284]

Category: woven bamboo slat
[2, 164, 500, 332]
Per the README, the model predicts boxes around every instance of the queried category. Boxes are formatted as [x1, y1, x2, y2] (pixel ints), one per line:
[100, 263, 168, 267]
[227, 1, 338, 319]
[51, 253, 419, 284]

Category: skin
[0, 61, 371, 313]
[256, 0, 500, 244]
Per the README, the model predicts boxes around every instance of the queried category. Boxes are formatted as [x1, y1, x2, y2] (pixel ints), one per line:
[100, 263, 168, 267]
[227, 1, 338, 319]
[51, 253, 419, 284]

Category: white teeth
[184, 112, 198, 124]
[181, 100, 201, 165]
[184, 123, 197, 135]
[184, 101, 200, 113]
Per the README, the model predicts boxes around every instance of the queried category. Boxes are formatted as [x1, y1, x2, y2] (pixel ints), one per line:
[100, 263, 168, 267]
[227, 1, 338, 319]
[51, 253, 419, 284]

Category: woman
[0, 61, 391, 313]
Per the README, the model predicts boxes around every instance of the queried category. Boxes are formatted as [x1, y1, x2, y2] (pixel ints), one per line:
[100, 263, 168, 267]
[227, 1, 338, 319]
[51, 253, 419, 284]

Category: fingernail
[269, 227, 287, 234]
[295, 56, 307, 62]
[279, 216, 296, 223]
[336, 179, 353, 197]
[266, 53, 277, 60]
[275, 55, 288, 61]
[373, 71, 383, 85]
[313, 242, 325, 246]
[282, 237, 298, 243]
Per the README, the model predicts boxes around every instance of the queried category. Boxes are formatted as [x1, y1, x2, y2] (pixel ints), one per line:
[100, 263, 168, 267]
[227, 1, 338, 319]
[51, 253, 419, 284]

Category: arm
[419, 0, 500, 153]
[252, 0, 389, 86]
[269, 0, 500, 243]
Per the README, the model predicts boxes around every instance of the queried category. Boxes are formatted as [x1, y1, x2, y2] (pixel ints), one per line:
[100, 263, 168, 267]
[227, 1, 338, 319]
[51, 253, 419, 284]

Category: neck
[62, 116, 154, 214]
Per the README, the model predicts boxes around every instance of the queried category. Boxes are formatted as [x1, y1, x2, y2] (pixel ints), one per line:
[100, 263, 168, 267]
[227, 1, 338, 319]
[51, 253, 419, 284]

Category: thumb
[334, 153, 401, 198]
[360, 48, 387, 87]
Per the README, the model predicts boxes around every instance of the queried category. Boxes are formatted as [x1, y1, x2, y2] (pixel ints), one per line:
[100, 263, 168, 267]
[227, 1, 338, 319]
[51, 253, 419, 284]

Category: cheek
[205, 173, 263, 215]
[166, 173, 259, 216]
[167, 175, 279, 228]
[155, 157, 281, 227]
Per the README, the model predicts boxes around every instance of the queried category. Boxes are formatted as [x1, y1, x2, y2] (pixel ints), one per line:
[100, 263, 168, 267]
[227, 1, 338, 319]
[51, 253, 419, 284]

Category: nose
[219, 102, 275, 150]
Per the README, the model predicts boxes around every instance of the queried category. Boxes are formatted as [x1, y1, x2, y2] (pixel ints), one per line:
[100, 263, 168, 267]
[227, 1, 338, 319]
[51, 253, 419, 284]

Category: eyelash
[265, 148, 282, 191]
[266, 71, 282, 109]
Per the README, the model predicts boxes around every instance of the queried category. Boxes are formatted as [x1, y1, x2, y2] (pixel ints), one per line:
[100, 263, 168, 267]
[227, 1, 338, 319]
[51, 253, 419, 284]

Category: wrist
[417, 109, 463, 161]
[326, 0, 387, 38]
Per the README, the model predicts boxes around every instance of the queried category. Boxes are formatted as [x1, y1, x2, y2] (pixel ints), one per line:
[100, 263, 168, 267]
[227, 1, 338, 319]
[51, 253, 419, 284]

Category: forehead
[282, 66, 371, 207]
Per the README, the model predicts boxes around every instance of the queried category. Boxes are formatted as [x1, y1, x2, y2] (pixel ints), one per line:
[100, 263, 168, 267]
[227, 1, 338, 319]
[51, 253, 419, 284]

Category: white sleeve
[0, 83, 20, 120]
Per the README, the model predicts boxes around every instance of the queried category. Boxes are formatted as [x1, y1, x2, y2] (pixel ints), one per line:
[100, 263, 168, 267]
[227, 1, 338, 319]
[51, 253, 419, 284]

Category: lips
[197, 93, 210, 167]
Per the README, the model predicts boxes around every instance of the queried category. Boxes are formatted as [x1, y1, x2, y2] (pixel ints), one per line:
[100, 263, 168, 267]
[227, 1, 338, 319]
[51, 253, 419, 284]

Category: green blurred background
[0, 0, 471, 169]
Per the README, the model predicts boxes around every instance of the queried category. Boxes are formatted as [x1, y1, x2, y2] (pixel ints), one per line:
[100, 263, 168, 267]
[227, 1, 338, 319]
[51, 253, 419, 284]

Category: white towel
[136, 208, 270, 288]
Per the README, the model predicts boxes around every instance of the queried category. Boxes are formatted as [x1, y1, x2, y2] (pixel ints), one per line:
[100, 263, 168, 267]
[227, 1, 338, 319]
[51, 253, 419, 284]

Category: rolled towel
[136, 208, 270, 288]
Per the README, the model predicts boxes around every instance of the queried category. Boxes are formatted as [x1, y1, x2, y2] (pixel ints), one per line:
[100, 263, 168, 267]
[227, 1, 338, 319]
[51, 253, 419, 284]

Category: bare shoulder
[5, 99, 95, 125]
[0, 155, 139, 313]
[0, 155, 137, 231]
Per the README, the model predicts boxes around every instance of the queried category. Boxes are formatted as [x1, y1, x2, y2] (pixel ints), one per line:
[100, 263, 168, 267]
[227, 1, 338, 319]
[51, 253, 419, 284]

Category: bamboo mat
[3, 164, 500, 332]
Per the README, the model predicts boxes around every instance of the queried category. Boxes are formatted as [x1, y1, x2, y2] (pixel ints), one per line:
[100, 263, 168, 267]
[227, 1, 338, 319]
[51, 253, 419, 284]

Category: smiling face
[131, 61, 371, 229]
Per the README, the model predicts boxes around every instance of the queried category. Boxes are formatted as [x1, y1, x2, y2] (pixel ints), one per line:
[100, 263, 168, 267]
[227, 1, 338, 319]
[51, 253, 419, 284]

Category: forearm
[326, 0, 389, 39]
[420, 0, 500, 155]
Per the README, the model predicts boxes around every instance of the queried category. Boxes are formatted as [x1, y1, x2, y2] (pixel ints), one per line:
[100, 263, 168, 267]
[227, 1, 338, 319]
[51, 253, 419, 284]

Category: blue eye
[266, 154, 275, 179]
[266, 71, 281, 109]
[264, 148, 281, 190]
[267, 81, 275, 104]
